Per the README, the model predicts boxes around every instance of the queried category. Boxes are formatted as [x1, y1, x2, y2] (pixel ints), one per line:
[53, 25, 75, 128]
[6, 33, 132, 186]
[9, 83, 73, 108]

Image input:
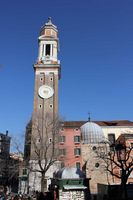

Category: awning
[63, 185, 87, 190]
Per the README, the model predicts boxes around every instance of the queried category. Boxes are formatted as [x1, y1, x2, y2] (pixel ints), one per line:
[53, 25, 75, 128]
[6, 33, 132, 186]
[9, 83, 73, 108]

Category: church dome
[80, 121, 104, 144]
[55, 167, 85, 179]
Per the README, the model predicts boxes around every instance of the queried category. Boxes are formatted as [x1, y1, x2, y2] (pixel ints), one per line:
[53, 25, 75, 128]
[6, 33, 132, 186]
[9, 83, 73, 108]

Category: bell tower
[30, 18, 61, 159]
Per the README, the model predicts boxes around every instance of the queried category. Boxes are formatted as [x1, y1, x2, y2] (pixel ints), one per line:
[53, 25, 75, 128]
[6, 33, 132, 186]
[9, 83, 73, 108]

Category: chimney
[6, 130, 8, 136]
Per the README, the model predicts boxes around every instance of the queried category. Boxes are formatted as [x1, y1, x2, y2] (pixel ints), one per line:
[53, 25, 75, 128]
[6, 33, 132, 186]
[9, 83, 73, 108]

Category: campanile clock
[38, 85, 54, 99]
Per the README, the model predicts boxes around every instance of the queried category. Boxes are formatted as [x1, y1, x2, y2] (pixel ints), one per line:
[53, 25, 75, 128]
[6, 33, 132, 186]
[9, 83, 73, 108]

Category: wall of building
[102, 126, 133, 140]
[58, 127, 82, 168]
[81, 144, 112, 194]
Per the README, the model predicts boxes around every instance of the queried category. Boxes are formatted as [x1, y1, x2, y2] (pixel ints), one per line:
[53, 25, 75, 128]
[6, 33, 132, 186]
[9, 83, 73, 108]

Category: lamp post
[115, 143, 127, 200]
[115, 143, 126, 162]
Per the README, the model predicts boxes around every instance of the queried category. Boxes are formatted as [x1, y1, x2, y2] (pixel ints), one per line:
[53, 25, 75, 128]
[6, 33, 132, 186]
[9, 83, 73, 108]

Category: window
[74, 148, 81, 156]
[76, 162, 80, 169]
[108, 133, 115, 144]
[59, 136, 65, 143]
[49, 138, 52, 143]
[92, 146, 97, 151]
[95, 163, 100, 168]
[75, 128, 79, 131]
[74, 136, 80, 143]
[59, 149, 66, 156]
[39, 104, 42, 108]
[36, 138, 40, 143]
[23, 168, 27, 175]
[46, 44, 51, 56]
[49, 104, 53, 108]
[131, 143, 133, 148]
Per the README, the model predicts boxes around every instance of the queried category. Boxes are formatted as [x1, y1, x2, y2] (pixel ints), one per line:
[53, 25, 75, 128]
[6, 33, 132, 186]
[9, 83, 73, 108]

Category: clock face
[38, 85, 54, 99]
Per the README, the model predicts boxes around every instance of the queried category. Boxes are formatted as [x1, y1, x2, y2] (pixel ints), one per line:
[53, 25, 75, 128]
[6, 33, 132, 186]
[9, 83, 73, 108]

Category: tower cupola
[37, 17, 60, 64]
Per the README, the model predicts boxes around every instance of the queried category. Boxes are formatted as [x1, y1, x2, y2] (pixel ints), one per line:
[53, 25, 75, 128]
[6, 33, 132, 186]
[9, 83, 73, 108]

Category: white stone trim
[36, 69, 58, 75]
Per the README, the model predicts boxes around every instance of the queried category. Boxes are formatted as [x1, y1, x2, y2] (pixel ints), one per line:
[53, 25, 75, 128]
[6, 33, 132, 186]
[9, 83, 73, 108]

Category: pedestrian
[0, 186, 6, 200]
[38, 192, 48, 200]
[14, 195, 19, 200]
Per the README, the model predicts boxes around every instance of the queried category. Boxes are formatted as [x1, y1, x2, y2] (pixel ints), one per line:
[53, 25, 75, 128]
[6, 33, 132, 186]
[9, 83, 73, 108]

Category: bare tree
[95, 135, 133, 200]
[24, 115, 61, 192]
[11, 135, 24, 156]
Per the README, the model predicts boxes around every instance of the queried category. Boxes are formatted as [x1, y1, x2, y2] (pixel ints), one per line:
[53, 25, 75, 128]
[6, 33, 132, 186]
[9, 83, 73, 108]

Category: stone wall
[81, 144, 112, 194]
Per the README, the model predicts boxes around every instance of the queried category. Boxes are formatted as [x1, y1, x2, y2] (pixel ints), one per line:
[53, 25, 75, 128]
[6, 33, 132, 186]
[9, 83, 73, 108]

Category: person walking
[0, 186, 6, 200]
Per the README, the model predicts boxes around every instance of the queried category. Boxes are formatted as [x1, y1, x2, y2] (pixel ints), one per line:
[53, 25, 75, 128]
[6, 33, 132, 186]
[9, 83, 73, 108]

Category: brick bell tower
[30, 17, 61, 160]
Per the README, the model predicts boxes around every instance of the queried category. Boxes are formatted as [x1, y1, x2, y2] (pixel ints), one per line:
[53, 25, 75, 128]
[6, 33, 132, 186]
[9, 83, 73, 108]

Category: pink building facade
[58, 122, 82, 169]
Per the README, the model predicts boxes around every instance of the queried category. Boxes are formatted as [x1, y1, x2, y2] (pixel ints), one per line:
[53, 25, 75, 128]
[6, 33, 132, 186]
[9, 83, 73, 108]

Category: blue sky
[0, 0, 133, 137]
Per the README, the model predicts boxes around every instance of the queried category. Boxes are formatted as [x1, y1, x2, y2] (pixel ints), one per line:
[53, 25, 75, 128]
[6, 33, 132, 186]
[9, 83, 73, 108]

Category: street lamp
[115, 143, 126, 162]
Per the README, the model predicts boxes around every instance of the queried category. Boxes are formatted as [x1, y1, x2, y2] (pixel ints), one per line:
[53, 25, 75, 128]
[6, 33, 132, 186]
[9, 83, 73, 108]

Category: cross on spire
[48, 17, 52, 24]
[88, 112, 91, 122]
